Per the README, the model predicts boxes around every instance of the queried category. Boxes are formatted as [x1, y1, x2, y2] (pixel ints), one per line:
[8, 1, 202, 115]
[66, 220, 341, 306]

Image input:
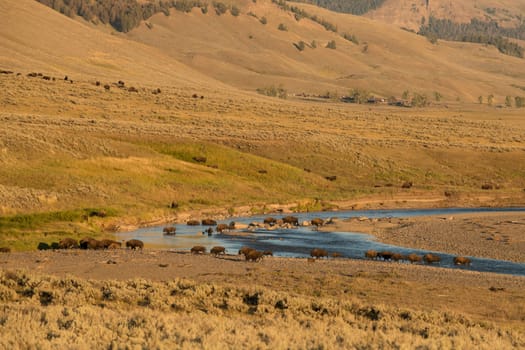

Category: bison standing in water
[453, 256, 471, 265]
[283, 216, 299, 226]
[423, 253, 441, 264]
[126, 239, 144, 250]
[310, 248, 328, 259]
[310, 218, 324, 227]
[163, 226, 176, 235]
[406, 253, 422, 264]
[365, 250, 378, 260]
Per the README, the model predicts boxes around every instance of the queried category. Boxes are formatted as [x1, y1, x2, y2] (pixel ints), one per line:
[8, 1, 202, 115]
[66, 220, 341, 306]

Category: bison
[263, 217, 277, 225]
[187, 219, 200, 226]
[379, 251, 394, 261]
[310, 248, 328, 259]
[391, 253, 404, 262]
[100, 239, 121, 249]
[163, 226, 177, 235]
[190, 245, 206, 254]
[58, 238, 78, 249]
[238, 246, 255, 256]
[310, 218, 324, 227]
[406, 253, 422, 264]
[423, 253, 441, 264]
[126, 239, 144, 250]
[453, 256, 471, 266]
[245, 250, 264, 262]
[0, 247, 11, 253]
[210, 246, 226, 256]
[365, 250, 378, 260]
[282, 216, 299, 226]
[263, 250, 273, 256]
[202, 219, 217, 226]
[216, 224, 229, 233]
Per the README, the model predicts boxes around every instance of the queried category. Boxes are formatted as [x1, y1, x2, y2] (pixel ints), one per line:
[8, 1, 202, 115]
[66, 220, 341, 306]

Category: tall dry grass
[0, 269, 523, 349]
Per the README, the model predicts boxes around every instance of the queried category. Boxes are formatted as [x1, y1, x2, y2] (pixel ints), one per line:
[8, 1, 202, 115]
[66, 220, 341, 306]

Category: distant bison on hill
[126, 239, 144, 250]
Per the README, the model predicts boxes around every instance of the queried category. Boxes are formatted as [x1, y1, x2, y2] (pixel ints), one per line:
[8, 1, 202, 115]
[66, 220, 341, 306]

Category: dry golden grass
[0, 253, 524, 349]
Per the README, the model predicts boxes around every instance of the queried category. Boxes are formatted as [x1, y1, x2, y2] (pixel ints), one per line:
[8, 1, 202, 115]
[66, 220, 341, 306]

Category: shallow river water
[117, 208, 525, 276]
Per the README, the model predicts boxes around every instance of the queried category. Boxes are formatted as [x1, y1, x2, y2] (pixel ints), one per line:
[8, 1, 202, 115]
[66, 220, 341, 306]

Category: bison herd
[36, 237, 144, 251]
[364, 249, 471, 266]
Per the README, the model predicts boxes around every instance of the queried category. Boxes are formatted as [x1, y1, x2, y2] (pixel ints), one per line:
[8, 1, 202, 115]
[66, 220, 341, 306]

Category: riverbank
[321, 212, 525, 263]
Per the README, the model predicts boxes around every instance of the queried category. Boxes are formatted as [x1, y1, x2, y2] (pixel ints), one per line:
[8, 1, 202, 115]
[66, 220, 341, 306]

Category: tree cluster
[418, 16, 524, 58]
[37, 0, 207, 32]
[292, 0, 386, 16]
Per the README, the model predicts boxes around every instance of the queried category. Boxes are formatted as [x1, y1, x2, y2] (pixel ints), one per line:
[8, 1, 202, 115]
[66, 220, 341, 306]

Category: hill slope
[125, 0, 525, 101]
[0, 0, 218, 87]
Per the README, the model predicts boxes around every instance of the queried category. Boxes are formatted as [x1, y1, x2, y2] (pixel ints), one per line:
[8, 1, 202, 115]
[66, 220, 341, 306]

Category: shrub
[260, 16, 267, 24]
[231, 6, 240, 16]
[326, 40, 336, 49]
[294, 41, 306, 51]
[213, 1, 228, 15]
[278, 23, 288, 31]
[256, 85, 287, 99]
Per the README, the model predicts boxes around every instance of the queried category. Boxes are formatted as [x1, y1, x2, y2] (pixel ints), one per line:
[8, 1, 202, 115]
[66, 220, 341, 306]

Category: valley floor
[0, 212, 523, 348]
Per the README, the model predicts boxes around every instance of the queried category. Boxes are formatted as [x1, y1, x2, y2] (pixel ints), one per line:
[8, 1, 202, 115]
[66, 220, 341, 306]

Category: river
[116, 207, 525, 276]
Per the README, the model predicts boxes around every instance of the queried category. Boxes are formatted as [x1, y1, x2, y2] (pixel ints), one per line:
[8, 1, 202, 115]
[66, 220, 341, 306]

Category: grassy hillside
[1, 0, 525, 249]
[365, 0, 525, 31]
[123, 0, 525, 101]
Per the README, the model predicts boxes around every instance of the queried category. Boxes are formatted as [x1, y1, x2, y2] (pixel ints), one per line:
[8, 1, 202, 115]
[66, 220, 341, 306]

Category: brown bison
[331, 252, 343, 258]
[263, 250, 273, 256]
[310, 248, 328, 259]
[311, 218, 324, 227]
[187, 219, 200, 226]
[190, 245, 206, 254]
[238, 246, 255, 256]
[216, 224, 229, 233]
[201, 219, 217, 226]
[379, 251, 394, 261]
[210, 246, 226, 256]
[365, 250, 378, 260]
[0, 247, 11, 253]
[163, 226, 176, 235]
[100, 239, 121, 249]
[245, 250, 264, 262]
[391, 253, 404, 262]
[79, 237, 100, 249]
[423, 253, 441, 264]
[263, 217, 277, 225]
[283, 216, 299, 226]
[126, 239, 144, 250]
[406, 253, 422, 264]
[58, 238, 78, 249]
[453, 256, 471, 266]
